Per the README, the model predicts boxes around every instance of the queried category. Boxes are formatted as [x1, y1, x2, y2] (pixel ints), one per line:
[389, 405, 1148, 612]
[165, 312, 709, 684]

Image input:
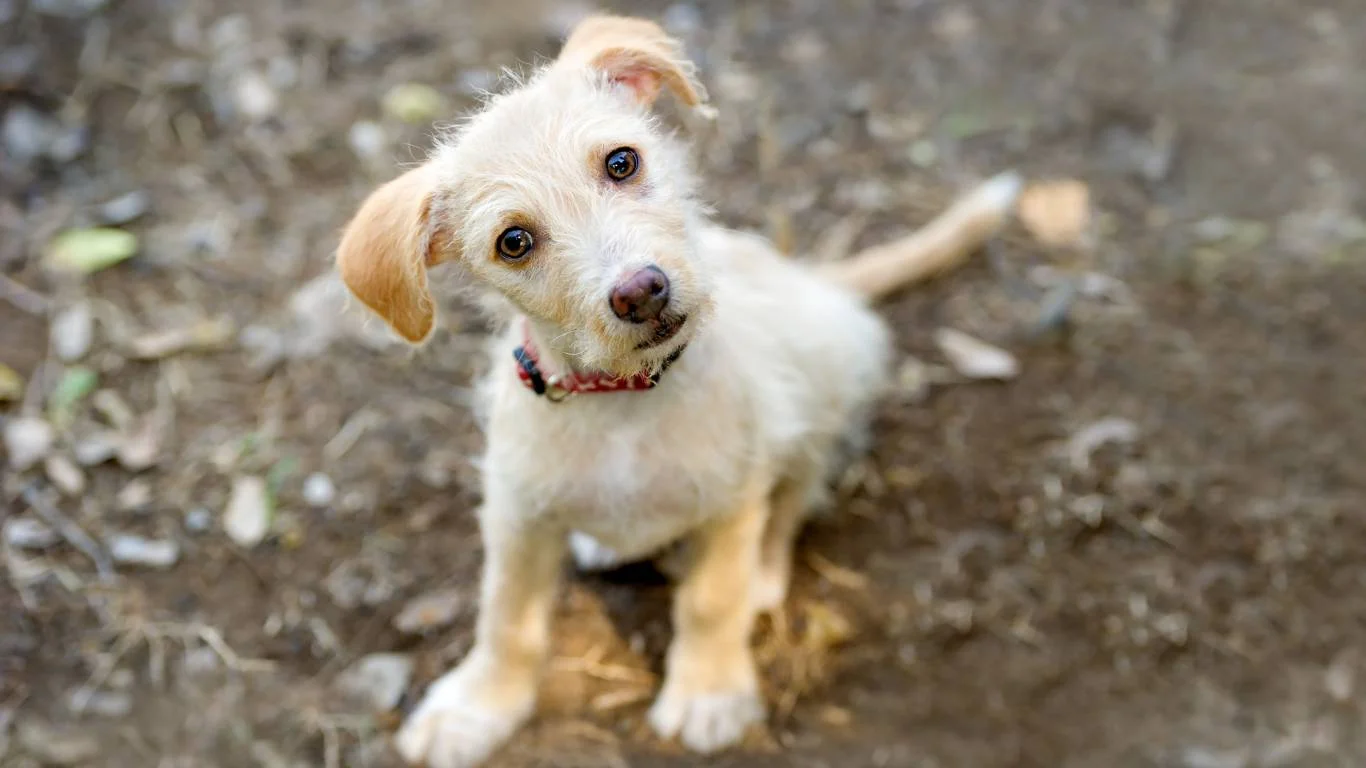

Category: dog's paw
[568, 531, 624, 573]
[394, 664, 534, 768]
[648, 676, 766, 754]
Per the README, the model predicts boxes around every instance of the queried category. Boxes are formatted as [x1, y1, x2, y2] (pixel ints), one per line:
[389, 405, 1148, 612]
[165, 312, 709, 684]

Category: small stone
[393, 588, 464, 634]
[15, 719, 101, 764]
[108, 534, 180, 569]
[116, 418, 162, 471]
[50, 303, 94, 362]
[184, 506, 212, 533]
[1326, 650, 1356, 702]
[2, 105, 54, 163]
[97, 191, 151, 225]
[301, 472, 336, 508]
[223, 475, 272, 547]
[347, 120, 387, 160]
[335, 653, 413, 712]
[47, 125, 88, 163]
[43, 455, 86, 496]
[4, 517, 58, 549]
[72, 430, 121, 465]
[233, 71, 279, 120]
[933, 329, 1019, 380]
[0, 44, 38, 85]
[4, 417, 55, 470]
[117, 479, 153, 512]
[907, 139, 938, 168]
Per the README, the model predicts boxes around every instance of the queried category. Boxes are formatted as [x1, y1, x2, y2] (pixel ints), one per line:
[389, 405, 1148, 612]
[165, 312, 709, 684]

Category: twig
[22, 485, 114, 581]
[0, 274, 50, 316]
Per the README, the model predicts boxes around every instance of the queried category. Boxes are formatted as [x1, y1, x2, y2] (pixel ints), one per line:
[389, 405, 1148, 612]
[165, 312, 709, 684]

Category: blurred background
[2, 0, 1365, 766]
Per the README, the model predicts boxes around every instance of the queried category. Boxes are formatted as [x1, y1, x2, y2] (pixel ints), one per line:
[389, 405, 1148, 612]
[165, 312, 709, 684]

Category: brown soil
[3, 1, 1365, 767]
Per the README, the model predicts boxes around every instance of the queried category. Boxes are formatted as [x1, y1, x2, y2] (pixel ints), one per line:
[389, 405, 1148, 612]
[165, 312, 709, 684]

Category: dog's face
[336, 16, 713, 376]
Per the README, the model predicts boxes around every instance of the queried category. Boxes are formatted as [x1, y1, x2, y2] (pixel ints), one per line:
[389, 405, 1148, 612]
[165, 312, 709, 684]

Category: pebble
[43, 455, 86, 496]
[3, 517, 58, 550]
[72, 430, 121, 465]
[184, 506, 212, 533]
[334, 653, 412, 712]
[4, 417, 55, 471]
[108, 534, 180, 569]
[50, 302, 94, 361]
[0, 44, 36, 85]
[301, 472, 336, 508]
[346, 120, 387, 161]
[933, 329, 1020, 380]
[223, 475, 271, 547]
[233, 71, 279, 120]
[97, 190, 151, 225]
[116, 418, 162, 471]
[117, 479, 153, 511]
[393, 587, 464, 634]
[2, 105, 54, 163]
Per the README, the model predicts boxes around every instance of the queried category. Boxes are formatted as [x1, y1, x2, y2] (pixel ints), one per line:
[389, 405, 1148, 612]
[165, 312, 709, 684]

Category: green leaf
[46, 228, 139, 274]
[47, 366, 99, 425]
[382, 83, 447, 124]
[0, 363, 23, 401]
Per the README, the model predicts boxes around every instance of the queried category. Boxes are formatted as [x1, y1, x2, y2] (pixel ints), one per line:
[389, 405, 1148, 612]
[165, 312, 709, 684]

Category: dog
[334, 14, 1020, 768]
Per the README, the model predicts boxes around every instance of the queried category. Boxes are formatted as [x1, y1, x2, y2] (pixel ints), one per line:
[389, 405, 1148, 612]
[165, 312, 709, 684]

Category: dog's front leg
[649, 485, 768, 753]
[396, 504, 564, 768]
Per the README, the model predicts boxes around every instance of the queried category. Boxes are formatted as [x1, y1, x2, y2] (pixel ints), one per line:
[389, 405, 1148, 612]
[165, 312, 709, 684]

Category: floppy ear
[555, 15, 708, 110]
[335, 163, 454, 344]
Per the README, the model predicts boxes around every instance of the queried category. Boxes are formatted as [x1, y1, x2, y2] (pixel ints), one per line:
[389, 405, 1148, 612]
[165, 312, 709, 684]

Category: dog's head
[336, 15, 713, 376]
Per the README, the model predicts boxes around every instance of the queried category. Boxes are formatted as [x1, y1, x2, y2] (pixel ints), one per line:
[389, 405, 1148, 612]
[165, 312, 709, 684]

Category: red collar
[512, 325, 686, 401]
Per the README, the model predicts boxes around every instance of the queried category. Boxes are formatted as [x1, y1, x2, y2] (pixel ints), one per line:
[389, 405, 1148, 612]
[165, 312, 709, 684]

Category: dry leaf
[934, 328, 1020, 380]
[1018, 179, 1091, 248]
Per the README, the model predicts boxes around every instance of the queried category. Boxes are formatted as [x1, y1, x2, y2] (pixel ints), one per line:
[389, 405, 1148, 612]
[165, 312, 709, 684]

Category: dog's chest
[489, 386, 757, 557]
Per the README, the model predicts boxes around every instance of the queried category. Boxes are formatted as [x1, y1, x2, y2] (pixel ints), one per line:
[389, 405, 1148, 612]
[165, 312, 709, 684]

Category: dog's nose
[609, 265, 670, 323]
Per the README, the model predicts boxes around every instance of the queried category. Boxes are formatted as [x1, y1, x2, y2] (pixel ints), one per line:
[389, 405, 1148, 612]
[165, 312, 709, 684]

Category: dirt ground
[3, 0, 1366, 766]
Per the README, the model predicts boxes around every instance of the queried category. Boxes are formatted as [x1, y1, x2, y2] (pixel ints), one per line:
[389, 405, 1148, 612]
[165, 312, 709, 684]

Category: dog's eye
[497, 227, 534, 261]
[605, 147, 639, 181]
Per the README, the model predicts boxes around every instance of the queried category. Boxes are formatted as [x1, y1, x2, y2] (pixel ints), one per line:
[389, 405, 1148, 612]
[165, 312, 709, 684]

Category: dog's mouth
[635, 314, 688, 350]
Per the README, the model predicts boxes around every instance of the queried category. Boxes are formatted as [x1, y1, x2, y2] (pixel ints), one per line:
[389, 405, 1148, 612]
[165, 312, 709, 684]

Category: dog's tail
[817, 171, 1023, 301]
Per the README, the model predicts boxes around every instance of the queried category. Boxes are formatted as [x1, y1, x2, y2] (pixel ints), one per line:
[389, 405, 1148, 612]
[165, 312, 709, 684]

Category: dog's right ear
[555, 15, 708, 111]
[335, 163, 455, 344]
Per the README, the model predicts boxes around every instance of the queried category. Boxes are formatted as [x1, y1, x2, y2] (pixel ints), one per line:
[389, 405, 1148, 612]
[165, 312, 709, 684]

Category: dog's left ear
[335, 162, 456, 345]
[555, 15, 708, 110]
